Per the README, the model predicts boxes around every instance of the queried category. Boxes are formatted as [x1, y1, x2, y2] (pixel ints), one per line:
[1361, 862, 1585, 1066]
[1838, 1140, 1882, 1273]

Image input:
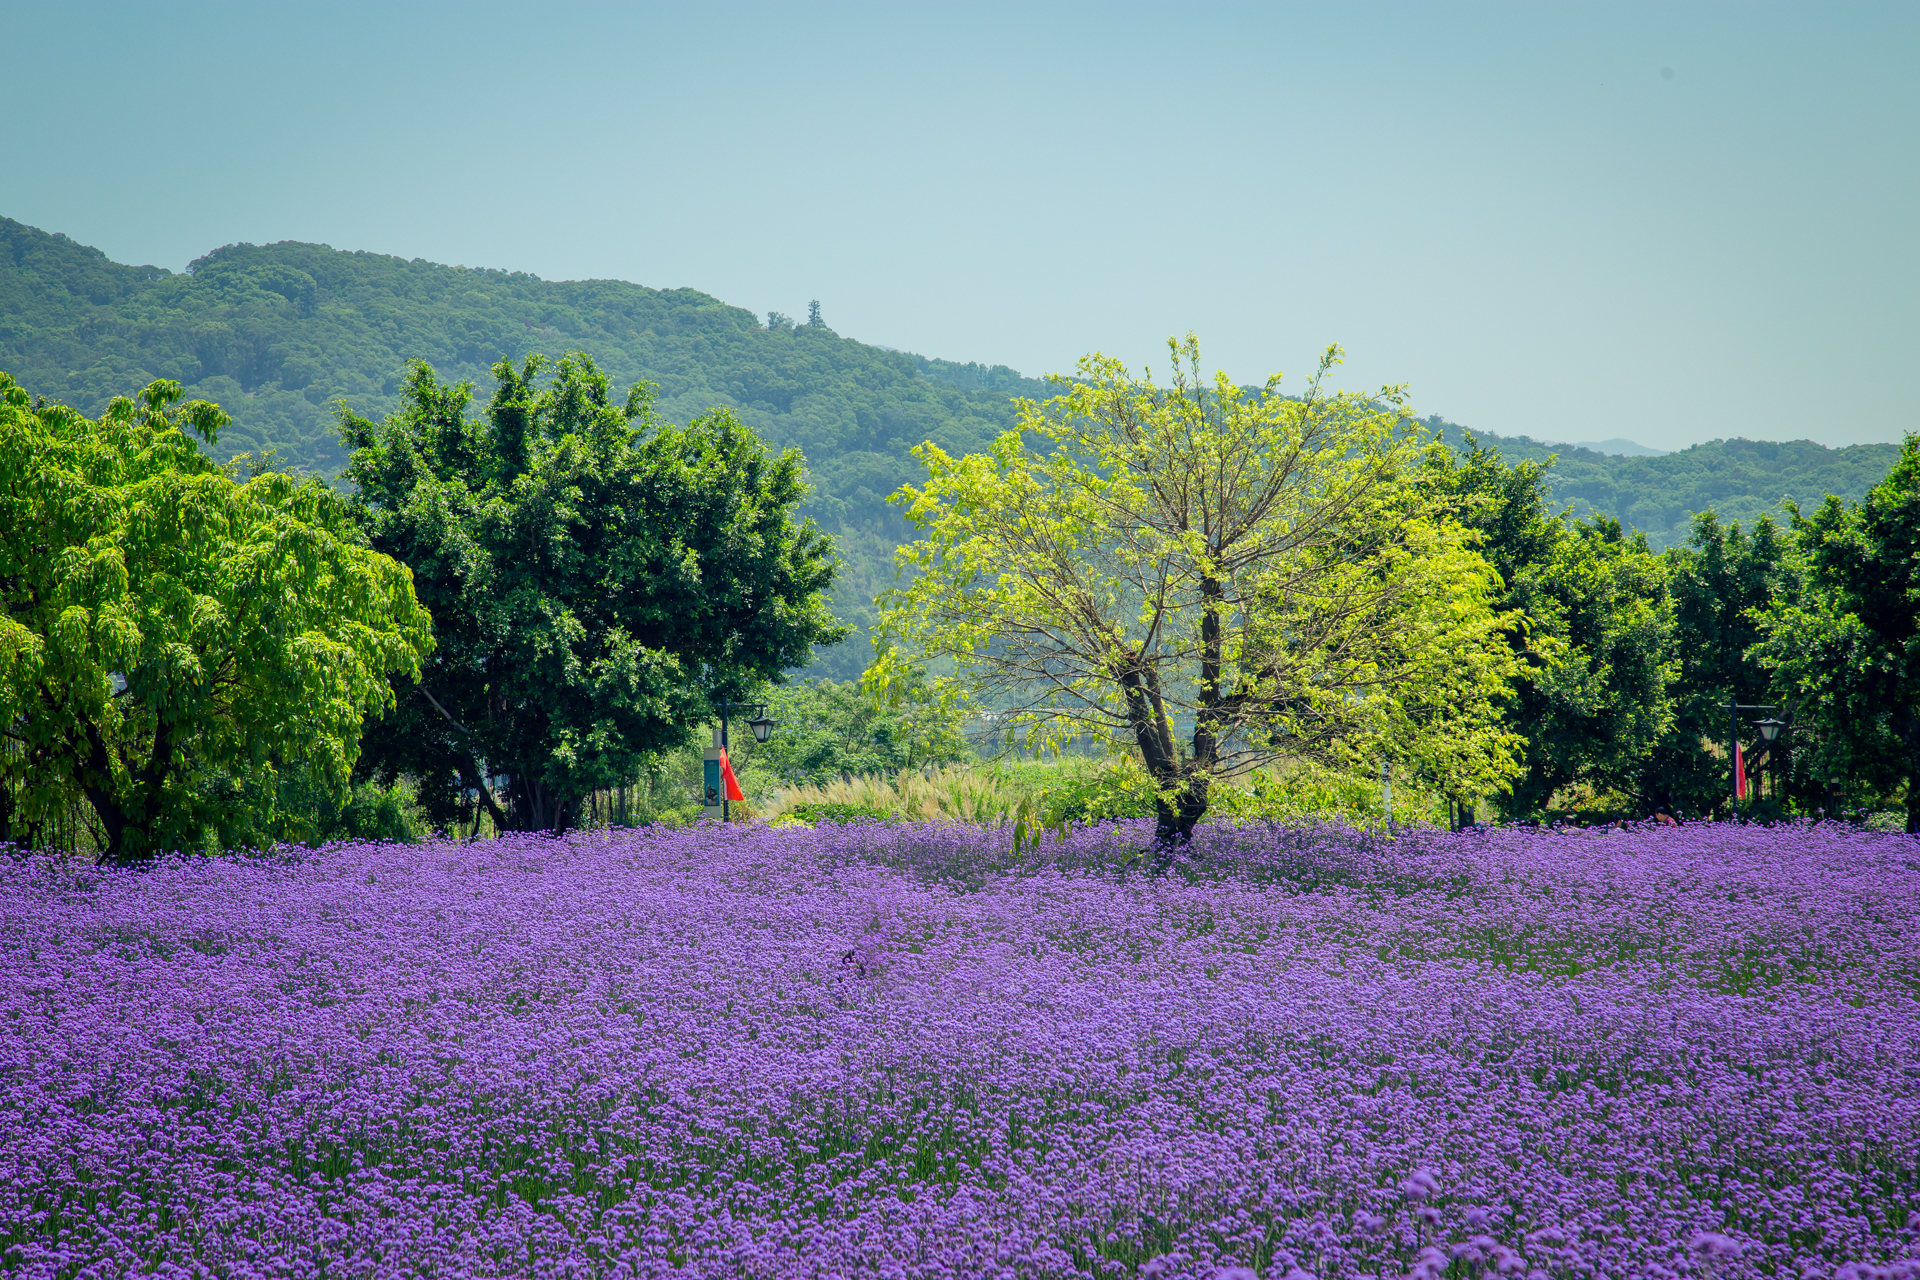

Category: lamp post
[1752, 716, 1787, 802]
[706, 697, 776, 822]
[1728, 699, 1778, 816]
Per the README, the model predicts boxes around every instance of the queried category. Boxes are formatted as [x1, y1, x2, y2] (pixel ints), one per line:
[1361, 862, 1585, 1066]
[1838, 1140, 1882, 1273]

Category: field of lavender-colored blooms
[3, 820, 1918, 1280]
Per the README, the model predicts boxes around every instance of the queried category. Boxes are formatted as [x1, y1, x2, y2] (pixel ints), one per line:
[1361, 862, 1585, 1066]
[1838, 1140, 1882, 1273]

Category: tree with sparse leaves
[871, 337, 1522, 847]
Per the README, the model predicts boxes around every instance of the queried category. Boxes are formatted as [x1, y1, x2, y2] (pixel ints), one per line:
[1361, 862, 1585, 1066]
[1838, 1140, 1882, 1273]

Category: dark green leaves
[343, 353, 845, 835]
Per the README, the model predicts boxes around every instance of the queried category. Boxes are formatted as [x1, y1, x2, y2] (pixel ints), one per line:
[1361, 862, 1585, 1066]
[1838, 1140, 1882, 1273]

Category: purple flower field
[3, 820, 1918, 1280]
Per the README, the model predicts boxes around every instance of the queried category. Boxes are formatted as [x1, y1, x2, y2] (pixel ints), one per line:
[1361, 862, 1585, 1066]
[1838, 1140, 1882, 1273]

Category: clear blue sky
[2, 1, 1914, 450]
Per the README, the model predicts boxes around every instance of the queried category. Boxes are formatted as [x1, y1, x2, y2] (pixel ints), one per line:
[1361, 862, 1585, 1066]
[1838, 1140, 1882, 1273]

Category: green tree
[0, 372, 432, 863]
[1639, 511, 1797, 817]
[872, 337, 1522, 846]
[757, 673, 972, 785]
[1432, 439, 1676, 816]
[341, 353, 845, 835]
[1755, 434, 1920, 831]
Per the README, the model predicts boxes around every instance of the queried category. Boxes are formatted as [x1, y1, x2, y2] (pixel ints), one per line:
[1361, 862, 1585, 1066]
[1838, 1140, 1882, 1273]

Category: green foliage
[763, 763, 1053, 825]
[1039, 759, 1159, 825]
[1428, 417, 1901, 551]
[1432, 439, 1676, 817]
[1641, 511, 1799, 818]
[756, 675, 972, 785]
[0, 217, 1060, 678]
[784, 801, 896, 825]
[1210, 765, 1410, 826]
[276, 767, 425, 845]
[7, 215, 1900, 687]
[876, 337, 1523, 844]
[340, 353, 844, 835]
[1755, 434, 1920, 831]
[0, 371, 432, 862]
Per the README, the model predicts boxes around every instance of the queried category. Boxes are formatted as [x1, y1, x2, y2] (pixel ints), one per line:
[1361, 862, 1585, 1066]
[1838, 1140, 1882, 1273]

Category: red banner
[1735, 741, 1748, 801]
[719, 749, 745, 803]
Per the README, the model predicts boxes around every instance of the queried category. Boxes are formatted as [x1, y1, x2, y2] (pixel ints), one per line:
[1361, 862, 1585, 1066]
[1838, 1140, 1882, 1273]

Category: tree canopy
[754, 673, 972, 786]
[873, 338, 1522, 844]
[341, 352, 844, 835]
[0, 372, 431, 862]
[1640, 510, 1798, 818]
[1756, 435, 1920, 831]
[1430, 440, 1677, 816]
[6, 214, 1901, 682]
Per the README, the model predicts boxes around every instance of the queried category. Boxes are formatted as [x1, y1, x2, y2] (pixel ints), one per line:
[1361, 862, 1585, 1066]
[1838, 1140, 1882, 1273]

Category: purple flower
[0, 820, 1912, 1277]
[1688, 1231, 1743, 1259]
[1400, 1169, 1442, 1201]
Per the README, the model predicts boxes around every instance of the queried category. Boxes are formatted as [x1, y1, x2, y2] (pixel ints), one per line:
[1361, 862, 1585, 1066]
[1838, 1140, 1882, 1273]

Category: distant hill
[2, 215, 1907, 673]
[1558, 437, 1668, 457]
[0, 216, 1061, 675]
[1427, 419, 1900, 550]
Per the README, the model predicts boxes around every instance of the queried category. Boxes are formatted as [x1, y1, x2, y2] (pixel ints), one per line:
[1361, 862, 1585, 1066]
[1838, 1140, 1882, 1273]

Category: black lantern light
[1753, 716, 1787, 743]
[747, 715, 777, 744]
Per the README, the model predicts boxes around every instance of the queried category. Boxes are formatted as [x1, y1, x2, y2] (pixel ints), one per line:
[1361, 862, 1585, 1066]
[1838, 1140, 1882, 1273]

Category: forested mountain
[2, 214, 1903, 674]
[1428, 420, 1900, 550]
[0, 216, 1058, 673]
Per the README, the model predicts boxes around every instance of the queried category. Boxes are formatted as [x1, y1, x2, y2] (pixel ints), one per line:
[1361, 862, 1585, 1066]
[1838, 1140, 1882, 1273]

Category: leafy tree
[872, 337, 1522, 846]
[341, 353, 845, 835]
[1426, 414, 1900, 550]
[1755, 435, 1920, 831]
[1503, 518, 1674, 814]
[12, 212, 1899, 687]
[807, 300, 825, 329]
[755, 674, 971, 785]
[1431, 439, 1676, 816]
[1637, 511, 1797, 817]
[0, 372, 432, 863]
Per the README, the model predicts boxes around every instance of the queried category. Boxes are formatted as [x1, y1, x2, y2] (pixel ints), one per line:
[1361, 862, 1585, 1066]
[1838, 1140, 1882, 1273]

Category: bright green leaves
[0, 370, 433, 862]
[874, 335, 1522, 839]
[1430, 441, 1680, 817]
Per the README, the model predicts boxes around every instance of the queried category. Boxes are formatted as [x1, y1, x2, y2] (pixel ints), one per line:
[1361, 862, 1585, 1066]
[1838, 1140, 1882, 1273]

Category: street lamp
[1728, 699, 1778, 815]
[707, 697, 774, 822]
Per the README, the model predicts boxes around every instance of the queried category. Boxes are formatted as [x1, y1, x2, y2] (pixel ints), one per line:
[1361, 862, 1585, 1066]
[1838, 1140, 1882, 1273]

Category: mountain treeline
[1431, 420, 1901, 551]
[2, 215, 1905, 678]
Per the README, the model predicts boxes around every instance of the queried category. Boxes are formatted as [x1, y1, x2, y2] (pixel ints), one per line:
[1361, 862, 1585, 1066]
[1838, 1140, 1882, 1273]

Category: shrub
[786, 801, 897, 825]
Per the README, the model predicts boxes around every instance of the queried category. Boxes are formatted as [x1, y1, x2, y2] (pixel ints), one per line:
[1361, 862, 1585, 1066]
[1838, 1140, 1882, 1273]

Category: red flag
[1735, 741, 1748, 801]
[719, 749, 745, 803]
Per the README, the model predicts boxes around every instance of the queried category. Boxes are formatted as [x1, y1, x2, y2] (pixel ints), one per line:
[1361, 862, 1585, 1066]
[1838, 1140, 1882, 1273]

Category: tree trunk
[1120, 661, 1205, 862]
[511, 774, 577, 837]
[1908, 766, 1919, 835]
[81, 720, 137, 866]
[1178, 573, 1226, 849]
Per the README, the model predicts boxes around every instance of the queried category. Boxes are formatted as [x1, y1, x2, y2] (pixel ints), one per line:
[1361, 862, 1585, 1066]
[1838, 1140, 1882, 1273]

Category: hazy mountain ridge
[1428, 418, 1900, 549]
[2, 215, 1904, 674]
[0, 216, 1039, 523]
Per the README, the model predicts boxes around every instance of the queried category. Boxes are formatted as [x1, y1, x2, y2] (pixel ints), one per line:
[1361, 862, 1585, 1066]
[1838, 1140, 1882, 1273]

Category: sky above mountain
[2, 1, 1914, 450]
